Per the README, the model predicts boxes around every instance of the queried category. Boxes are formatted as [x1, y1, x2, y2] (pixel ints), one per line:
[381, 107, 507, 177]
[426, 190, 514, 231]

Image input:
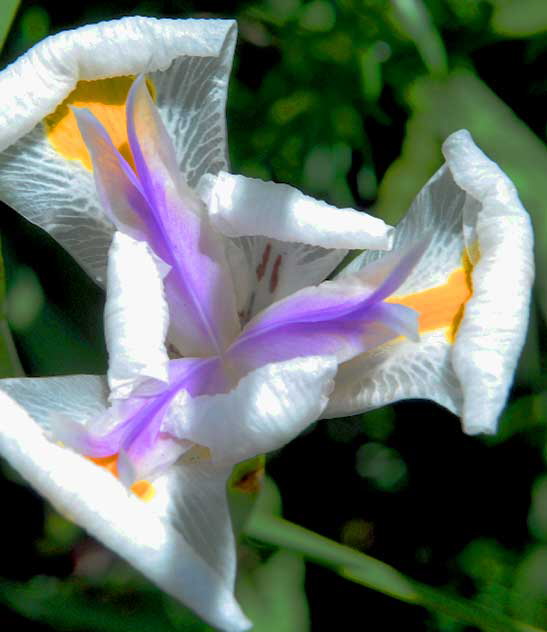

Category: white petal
[227, 235, 347, 321]
[0, 17, 236, 285]
[165, 355, 338, 466]
[327, 131, 534, 435]
[105, 232, 170, 399]
[0, 375, 108, 431]
[148, 462, 238, 590]
[0, 391, 250, 632]
[200, 171, 394, 250]
[443, 130, 534, 434]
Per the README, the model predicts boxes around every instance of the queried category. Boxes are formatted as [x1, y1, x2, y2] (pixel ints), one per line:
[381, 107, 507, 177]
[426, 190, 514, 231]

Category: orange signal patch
[44, 76, 155, 171]
[388, 251, 473, 343]
[89, 454, 156, 502]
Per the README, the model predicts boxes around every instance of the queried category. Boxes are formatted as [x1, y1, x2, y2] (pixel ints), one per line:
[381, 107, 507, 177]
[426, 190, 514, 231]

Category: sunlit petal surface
[0, 17, 236, 285]
[0, 392, 251, 632]
[200, 171, 394, 250]
[325, 130, 534, 434]
[105, 232, 170, 399]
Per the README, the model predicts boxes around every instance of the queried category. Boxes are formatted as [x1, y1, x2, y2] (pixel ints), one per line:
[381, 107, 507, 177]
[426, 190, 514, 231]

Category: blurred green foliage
[0, 0, 546, 630]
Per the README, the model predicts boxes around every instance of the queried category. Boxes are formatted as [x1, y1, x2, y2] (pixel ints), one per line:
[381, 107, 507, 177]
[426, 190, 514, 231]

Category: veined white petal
[227, 235, 347, 321]
[105, 232, 170, 399]
[165, 355, 338, 466]
[327, 131, 534, 435]
[0, 375, 108, 431]
[443, 130, 534, 434]
[0, 17, 236, 285]
[148, 462, 238, 590]
[0, 391, 251, 632]
[200, 171, 394, 250]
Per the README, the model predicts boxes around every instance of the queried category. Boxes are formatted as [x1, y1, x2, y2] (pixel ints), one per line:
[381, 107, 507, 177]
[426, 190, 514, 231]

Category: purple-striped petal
[227, 238, 427, 371]
[126, 76, 240, 356]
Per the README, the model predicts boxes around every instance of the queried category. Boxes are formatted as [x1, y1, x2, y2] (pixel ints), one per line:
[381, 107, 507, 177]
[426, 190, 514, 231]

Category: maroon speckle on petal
[270, 255, 282, 293]
[256, 242, 271, 281]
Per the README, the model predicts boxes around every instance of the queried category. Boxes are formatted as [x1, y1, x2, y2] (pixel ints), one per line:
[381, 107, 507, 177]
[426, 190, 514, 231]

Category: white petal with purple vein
[0, 391, 251, 632]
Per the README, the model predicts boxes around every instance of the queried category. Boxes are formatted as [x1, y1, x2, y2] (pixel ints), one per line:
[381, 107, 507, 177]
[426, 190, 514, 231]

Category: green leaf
[0, 0, 19, 53]
[246, 513, 547, 632]
[237, 550, 309, 632]
[489, 0, 547, 37]
[0, 237, 23, 377]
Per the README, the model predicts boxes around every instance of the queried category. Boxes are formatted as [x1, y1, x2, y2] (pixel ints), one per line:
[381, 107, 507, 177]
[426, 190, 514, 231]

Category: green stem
[246, 513, 544, 632]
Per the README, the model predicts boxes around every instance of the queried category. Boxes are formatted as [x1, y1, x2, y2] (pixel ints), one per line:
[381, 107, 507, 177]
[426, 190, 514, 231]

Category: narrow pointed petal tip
[200, 171, 395, 251]
[0, 390, 251, 632]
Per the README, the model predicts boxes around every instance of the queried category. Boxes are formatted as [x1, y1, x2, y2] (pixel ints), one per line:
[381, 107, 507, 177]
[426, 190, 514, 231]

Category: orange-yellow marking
[388, 252, 473, 343]
[44, 76, 155, 171]
[89, 455, 156, 502]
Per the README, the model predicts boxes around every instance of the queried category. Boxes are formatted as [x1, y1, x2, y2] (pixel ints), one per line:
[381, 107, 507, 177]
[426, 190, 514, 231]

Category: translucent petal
[326, 131, 534, 434]
[0, 391, 250, 632]
[0, 17, 236, 285]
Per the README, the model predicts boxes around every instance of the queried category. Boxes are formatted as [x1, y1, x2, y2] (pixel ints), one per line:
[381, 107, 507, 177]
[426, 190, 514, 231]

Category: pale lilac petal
[73, 108, 150, 238]
[227, 238, 426, 369]
[199, 171, 394, 250]
[0, 17, 237, 286]
[164, 356, 338, 466]
[0, 391, 250, 632]
[326, 131, 534, 434]
[126, 77, 240, 356]
[105, 232, 170, 399]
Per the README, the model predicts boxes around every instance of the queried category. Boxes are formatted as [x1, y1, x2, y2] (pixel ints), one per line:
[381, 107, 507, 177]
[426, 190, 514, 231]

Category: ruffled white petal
[326, 130, 534, 434]
[443, 130, 534, 434]
[0, 391, 251, 632]
[105, 232, 170, 399]
[165, 355, 338, 466]
[199, 171, 394, 250]
[0, 375, 108, 431]
[0, 17, 236, 285]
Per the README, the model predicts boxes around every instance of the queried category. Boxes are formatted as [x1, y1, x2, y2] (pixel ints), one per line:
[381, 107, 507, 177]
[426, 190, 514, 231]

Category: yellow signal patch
[44, 76, 155, 171]
[389, 251, 473, 343]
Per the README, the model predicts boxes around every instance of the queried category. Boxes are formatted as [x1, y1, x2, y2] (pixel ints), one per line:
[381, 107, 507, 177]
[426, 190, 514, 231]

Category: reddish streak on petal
[256, 242, 272, 281]
[269, 255, 282, 293]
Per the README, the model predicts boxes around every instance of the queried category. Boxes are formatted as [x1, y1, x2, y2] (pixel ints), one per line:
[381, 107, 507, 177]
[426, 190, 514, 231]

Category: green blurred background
[0, 0, 546, 630]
